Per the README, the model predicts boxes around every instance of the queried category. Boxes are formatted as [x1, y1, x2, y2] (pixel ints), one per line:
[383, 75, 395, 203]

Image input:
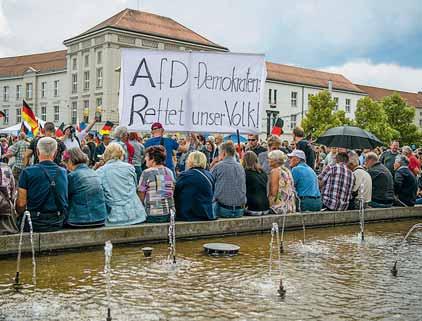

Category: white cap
[287, 149, 306, 161]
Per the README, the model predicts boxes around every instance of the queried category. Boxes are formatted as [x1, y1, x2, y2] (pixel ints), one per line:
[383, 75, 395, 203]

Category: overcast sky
[1, 0, 421, 92]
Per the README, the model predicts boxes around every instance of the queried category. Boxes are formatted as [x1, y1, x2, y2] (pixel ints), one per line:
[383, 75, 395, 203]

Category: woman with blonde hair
[268, 150, 296, 214]
[174, 151, 216, 221]
[242, 151, 269, 215]
[96, 143, 147, 226]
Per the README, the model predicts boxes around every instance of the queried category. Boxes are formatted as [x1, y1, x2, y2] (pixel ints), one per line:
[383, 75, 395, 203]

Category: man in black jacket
[393, 156, 417, 206]
[365, 152, 395, 208]
[293, 127, 315, 170]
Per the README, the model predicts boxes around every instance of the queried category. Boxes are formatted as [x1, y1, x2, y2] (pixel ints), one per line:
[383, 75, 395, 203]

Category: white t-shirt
[63, 129, 88, 150]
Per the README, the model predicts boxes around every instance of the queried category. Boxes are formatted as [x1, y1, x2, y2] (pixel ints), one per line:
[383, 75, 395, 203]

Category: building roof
[356, 84, 422, 108]
[0, 50, 67, 78]
[65, 8, 228, 51]
[266, 62, 365, 94]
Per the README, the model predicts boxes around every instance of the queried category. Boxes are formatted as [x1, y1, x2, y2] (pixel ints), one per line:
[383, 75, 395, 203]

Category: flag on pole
[271, 117, 284, 136]
[56, 122, 65, 137]
[22, 100, 39, 136]
[77, 121, 87, 132]
[99, 121, 114, 136]
[20, 122, 29, 135]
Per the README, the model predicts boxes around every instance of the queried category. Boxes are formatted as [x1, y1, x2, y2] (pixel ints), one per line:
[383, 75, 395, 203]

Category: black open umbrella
[315, 126, 384, 149]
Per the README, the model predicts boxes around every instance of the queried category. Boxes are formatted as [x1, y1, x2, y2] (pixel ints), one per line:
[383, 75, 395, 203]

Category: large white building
[0, 8, 418, 137]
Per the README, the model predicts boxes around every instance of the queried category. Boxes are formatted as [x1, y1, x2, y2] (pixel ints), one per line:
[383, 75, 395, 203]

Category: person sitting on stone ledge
[347, 151, 372, 210]
[288, 149, 321, 212]
[393, 156, 417, 207]
[318, 152, 353, 211]
[96, 143, 146, 226]
[242, 151, 270, 216]
[63, 148, 107, 228]
[0, 162, 18, 235]
[174, 151, 216, 221]
[268, 150, 296, 214]
[365, 152, 395, 208]
[211, 141, 246, 218]
[138, 145, 176, 223]
[16, 137, 68, 232]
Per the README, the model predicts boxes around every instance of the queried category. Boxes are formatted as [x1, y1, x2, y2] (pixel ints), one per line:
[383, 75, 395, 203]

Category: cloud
[322, 60, 422, 93]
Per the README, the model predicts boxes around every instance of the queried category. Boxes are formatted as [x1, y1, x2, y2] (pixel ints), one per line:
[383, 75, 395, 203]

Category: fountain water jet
[301, 214, 306, 245]
[168, 209, 176, 264]
[104, 241, 113, 321]
[358, 184, 365, 242]
[269, 223, 286, 298]
[14, 211, 36, 290]
[391, 223, 422, 276]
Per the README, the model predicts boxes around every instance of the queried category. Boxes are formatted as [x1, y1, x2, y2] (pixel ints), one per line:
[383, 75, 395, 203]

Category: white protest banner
[119, 48, 267, 133]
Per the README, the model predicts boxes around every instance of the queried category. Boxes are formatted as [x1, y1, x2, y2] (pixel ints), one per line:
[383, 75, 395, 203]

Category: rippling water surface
[0, 220, 422, 321]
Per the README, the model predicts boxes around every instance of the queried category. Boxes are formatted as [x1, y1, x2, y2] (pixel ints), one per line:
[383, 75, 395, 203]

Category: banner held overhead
[119, 49, 267, 133]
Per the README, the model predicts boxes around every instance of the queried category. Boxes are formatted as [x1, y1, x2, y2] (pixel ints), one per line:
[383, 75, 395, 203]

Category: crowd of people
[0, 121, 421, 235]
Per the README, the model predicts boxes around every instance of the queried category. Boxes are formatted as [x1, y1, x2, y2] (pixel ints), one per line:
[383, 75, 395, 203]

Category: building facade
[0, 8, 418, 137]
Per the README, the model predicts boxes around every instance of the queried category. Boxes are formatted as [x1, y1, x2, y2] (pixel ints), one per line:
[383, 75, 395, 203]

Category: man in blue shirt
[17, 137, 68, 232]
[288, 149, 321, 212]
[144, 122, 189, 172]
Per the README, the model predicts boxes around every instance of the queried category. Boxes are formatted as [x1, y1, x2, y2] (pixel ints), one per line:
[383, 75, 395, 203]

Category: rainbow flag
[22, 100, 39, 136]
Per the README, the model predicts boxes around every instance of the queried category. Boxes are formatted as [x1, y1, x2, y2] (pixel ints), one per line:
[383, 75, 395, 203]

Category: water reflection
[0, 220, 421, 320]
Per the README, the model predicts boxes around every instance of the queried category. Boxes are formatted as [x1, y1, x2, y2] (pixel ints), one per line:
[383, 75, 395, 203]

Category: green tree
[382, 93, 422, 145]
[301, 90, 351, 138]
[355, 96, 397, 143]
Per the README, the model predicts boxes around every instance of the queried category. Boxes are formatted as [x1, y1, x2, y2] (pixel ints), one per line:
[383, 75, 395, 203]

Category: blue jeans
[213, 203, 244, 218]
[299, 197, 322, 212]
[369, 201, 392, 208]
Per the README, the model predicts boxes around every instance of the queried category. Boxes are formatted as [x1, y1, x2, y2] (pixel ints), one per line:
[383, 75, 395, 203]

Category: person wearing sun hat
[288, 149, 321, 212]
[144, 122, 190, 173]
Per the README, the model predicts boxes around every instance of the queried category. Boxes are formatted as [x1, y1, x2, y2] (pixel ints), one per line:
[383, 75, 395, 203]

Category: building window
[420, 119, 422, 127]
[71, 102, 77, 124]
[290, 115, 297, 130]
[291, 91, 298, 107]
[334, 97, 339, 110]
[96, 68, 103, 88]
[26, 83, 33, 99]
[268, 89, 272, 104]
[96, 97, 102, 107]
[84, 100, 89, 110]
[41, 105, 47, 121]
[72, 74, 78, 93]
[97, 51, 102, 64]
[273, 89, 277, 105]
[54, 105, 60, 122]
[84, 71, 90, 91]
[3, 86, 9, 102]
[41, 82, 47, 98]
[72, 57, 77, 71]
[345, 98, 351, 113]
[84, 55, 89, 68]
[16, 108, 21, 123]
[54, 80, 59, 97]
[268, 88, 277, 105]
[308, 93, 313, 107]
[3, 109, 8, 125]
[16, 85, 22, 100]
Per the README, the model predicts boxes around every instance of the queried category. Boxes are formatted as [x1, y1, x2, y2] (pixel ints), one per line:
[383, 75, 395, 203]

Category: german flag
[99, 121, 114, 136]
[271, 117, 284, 136]
[22, 100, 39, 136]
[55, 122, 65, 137]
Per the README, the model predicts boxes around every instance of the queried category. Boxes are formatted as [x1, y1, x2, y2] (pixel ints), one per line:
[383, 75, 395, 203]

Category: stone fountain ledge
[0, 206, 421, 257]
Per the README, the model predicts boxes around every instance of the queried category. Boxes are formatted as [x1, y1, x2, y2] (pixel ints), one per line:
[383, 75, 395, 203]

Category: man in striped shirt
[318, 152, 354, 211]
